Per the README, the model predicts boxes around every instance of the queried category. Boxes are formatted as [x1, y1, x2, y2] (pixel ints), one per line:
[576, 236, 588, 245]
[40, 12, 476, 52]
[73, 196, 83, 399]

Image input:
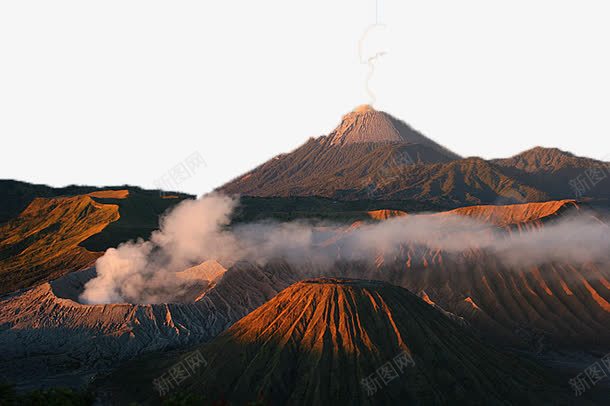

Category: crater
[50, 260, 228, 304]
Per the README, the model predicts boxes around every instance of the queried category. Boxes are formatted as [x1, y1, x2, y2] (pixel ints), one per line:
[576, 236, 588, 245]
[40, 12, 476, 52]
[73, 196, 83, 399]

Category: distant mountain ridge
[220, 106, 610, 206]
[494, 146, 592, 172]
[493, 147, 610, 200]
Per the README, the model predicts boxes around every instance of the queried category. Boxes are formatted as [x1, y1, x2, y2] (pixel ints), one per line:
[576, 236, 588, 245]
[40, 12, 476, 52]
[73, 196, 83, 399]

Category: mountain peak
[328, 106, 402, 146]
[493, 146, 604, 173]
[520, 146, 575, 158]
[326, 106, 461, 160]
[352, 104, 376, 114]
[219, 106, 465, 199]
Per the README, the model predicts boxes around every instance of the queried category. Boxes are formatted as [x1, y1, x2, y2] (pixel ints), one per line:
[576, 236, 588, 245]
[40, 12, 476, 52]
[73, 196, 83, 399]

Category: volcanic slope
[339, 200, 610, 349]
[0, 185, 191, 294]
[219, 106, 551, 205]
[0, 195, 120, 294]
[107, 278, 572, 405]
[326, 104, 460, 158]
[2, 200, 608, 392]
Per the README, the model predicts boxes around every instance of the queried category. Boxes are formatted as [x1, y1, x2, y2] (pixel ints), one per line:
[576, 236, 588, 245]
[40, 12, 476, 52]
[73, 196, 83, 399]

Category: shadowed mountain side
[220, 142, 549, 205]
[78, 190, 191, 252]
[232, 196, 443, 223]
[219, 105, 469, 201]
[493, 147, 610, 200]
[218, 106, 518, 205]
[365, 157, 548, 205]
[219, 140, 550, 207]
[494, 147, 606, 173]
[0, 180, 101, 224]
[104, 279, 573, 405]
[220, 140, 455, 198]
[219, 108, 610, 205]
[373, 256, 610, 350]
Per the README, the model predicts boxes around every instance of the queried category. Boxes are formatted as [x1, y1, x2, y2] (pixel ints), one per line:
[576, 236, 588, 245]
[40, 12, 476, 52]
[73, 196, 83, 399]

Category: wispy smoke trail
[365, 51, 386, 106]
[80, 194, 610, 304]
[359, 25, 387, 106]
[358, 0, 387, 106]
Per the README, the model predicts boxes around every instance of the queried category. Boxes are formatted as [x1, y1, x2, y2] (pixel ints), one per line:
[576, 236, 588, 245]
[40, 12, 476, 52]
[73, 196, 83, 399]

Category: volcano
[219, 107, 610, 206]
[106, 278, 570, 405]
[326, 105, 460, 159]
[219, 105, 473, 202]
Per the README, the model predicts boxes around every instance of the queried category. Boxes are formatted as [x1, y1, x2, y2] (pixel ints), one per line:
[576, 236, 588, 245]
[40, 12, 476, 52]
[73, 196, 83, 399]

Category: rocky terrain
[368, 201, 610, 349]
[0, 260, 300, 391]
[2, 199, 608, 395]
[103, 278, 573, 405]
[0, 185, 190, 294]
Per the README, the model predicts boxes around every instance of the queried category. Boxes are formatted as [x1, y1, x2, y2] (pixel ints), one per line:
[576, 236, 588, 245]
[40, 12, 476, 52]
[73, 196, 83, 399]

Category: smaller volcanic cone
[108, 278, 571, 405]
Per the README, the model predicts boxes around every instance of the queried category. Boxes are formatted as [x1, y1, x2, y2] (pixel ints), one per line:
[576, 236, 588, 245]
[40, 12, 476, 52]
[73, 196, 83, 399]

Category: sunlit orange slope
[440, 199, 579, 226]
[353, 200, 610, 349]
[0, 195, 120, 293]
[105, 278, 570, 405]
[0, 187, 190, 294]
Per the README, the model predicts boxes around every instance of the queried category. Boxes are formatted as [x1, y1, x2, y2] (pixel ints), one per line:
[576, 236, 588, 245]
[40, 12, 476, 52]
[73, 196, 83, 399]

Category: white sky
[1, 1, 609, 196]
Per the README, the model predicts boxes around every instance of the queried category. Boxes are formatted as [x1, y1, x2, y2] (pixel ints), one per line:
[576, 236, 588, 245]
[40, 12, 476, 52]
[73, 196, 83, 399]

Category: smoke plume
[80, 194, 610, 304]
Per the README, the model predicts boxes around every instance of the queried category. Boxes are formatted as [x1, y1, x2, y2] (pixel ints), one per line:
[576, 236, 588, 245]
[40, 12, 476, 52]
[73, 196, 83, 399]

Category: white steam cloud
[80, 194, 610, 304]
